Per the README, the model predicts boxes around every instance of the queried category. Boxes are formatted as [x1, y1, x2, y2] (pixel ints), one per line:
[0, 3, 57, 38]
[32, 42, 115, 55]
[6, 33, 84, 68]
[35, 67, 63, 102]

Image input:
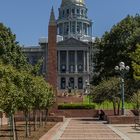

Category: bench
[134, 118, 140, 128]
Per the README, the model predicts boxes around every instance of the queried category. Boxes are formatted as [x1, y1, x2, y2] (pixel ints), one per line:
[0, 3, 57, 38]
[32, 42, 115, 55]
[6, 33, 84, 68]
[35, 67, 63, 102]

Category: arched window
[67, 9, 69, 16]
[78, 77, 83, 89]
[61, 77, 66, 89]
[69, 78, 75, 89]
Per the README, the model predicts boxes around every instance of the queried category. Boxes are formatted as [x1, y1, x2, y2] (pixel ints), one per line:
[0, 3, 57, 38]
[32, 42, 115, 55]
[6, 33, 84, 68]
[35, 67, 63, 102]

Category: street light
[115, 62, 130, 115]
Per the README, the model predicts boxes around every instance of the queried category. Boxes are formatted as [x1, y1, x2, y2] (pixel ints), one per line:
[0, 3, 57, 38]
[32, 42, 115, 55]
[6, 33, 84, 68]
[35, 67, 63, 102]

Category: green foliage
[0, 23, 55, 116]
[0, 23, 55, 139]
[93, 15, 140, 82]
[0, 23, 30, 70]
[31, 58, 43, 76]
[131, 44, 140, 81]
[58, 103, 95, 109]
[0, 62, 55, 115]
[131, 90, 140, 109]
[91, 77, 120, 103]
[91, 77, 120, 115]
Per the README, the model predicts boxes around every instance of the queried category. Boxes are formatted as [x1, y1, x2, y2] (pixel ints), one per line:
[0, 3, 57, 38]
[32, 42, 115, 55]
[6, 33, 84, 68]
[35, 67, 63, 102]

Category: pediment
[57, 38, 89, 47]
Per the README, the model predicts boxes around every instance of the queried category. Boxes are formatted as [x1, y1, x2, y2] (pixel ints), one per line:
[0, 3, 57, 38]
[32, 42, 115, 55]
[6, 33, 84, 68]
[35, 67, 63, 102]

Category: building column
[75, 51, 78, 73]
[62, 22, 64, 36]
[69, 21, 71, 38]
[83, 51, 86, 72]
[66, 51, 69, 73]
[82, 22, 84, 35]
[87, 52, 90, 72]
[66, 77, 69, 89]
[75, 21, 77, 36]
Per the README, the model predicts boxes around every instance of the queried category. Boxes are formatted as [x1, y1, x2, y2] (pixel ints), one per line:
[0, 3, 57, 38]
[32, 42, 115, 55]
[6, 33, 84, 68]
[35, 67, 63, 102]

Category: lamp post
[85, 80, 90, 104]
[115, 62, 130, 115]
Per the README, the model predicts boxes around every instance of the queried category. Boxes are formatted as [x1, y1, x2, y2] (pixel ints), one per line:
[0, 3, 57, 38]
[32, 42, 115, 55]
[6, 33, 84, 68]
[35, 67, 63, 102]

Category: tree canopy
[93, 14, 140, 81]
[131, 44, 140, 81]
[0, 23, 30, 70]
[0, 23, 55, 115]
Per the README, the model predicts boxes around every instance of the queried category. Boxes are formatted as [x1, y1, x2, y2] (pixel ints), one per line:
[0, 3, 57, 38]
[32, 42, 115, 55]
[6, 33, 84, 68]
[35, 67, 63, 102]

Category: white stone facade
[23, 0, 93, 92]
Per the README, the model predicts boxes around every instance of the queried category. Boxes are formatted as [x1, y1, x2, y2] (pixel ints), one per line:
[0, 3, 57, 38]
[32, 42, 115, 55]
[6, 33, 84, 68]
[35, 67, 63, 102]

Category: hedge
[58, 103, 96, 110]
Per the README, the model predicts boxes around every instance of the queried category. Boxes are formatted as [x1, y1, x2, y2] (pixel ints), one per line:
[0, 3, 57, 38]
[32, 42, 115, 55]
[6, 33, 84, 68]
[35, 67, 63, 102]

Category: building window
[68, 78, 75, 89]
[72, 21, 76, 34]
[83, 23, 87, 34]
[72, 9, 75, 15]
[60, 51, 66, 72]
[81, 10, 84, 15]
[67, 9, 69, 15]
[77, 51, 84, 72]
[62, 10, 65, 17]
[77, 22, 82, 33]
[61, 77, 66, 89]
[69, 51, 75, 73]
[77, 9, 80, 14]
[64, 22, 69, 35]
[61, 64, 66, 73]
[78, 77, 83, 89]
[78, 64, 83, 72]
[69, 65, 75, 73]
[59, 24, 63, 35]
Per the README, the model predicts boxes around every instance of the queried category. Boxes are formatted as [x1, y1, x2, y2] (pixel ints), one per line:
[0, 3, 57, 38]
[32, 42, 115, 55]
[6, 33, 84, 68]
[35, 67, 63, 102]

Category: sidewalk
[40, 118, 140, 140]
[110, 124, 140, 140]
[54, 118, 124, 140]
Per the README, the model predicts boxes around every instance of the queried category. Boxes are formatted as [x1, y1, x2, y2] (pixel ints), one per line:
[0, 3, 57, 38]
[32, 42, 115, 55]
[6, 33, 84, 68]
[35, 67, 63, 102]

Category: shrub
[58, 103, 95, 110]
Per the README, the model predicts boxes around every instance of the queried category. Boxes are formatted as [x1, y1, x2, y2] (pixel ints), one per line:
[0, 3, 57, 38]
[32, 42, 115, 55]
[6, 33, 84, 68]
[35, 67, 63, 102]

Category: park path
[57, 118, 123, 140]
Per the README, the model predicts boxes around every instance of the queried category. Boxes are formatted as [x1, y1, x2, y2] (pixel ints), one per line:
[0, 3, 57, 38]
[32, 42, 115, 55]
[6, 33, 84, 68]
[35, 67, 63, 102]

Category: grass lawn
[83, 95, 134, 110]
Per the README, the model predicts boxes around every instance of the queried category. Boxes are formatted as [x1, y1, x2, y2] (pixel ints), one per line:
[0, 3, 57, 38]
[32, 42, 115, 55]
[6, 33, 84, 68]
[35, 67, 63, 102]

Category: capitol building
[23, 0, 95, 93]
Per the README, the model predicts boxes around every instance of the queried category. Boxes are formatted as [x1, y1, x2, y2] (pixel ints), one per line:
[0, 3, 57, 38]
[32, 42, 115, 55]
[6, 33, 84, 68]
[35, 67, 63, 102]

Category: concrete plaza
[40, 117, 140, 140]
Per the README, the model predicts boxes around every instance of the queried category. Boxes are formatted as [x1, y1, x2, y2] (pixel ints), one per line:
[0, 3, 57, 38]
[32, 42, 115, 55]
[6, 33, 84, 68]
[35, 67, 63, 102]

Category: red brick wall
[57, 96, 83, 104]
[52, 109, 117, 118]
[54, 109, 98, 118]
[14, 111, 64, 122]
[47, 24, 57, 93]
[107, 116, 136, 124]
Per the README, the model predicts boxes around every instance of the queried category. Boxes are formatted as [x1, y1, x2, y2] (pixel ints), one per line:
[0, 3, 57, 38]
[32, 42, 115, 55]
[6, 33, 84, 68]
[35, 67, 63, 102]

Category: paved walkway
[110, 124, 140, 140]
[54, 118, 124, 140]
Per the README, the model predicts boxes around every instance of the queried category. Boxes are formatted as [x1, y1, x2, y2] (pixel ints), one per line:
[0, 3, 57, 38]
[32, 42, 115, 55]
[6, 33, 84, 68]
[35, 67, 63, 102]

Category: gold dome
[61, 0, 85, 6]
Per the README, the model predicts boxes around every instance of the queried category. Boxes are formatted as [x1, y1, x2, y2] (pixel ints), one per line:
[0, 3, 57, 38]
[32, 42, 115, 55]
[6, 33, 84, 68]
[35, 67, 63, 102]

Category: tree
[131, 90, 140, 110]
[0, 23, 56, 139]
[131, 44, 140, 81]
[0, 23, 30, 70]
[91, 77, 120, 115]
[93, 15, 140, 81]
[0, 63, 24, 140]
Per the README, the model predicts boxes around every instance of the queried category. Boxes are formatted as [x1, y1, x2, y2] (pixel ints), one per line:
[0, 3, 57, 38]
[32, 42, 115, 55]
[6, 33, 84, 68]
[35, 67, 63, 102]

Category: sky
[0, 0, 140, 46]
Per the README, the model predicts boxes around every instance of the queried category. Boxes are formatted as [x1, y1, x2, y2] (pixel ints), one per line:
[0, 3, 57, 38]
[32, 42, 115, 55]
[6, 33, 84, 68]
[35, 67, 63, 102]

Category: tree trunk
[33, 110, 37, 131]
[8, 114, 12, 140]
[25, 111, 29, 138]
[42, 110, 44, 126]
[10, 114, 16, 140]
[39, 110, 41, 127]
[14, 116, 18, 140]
[117, 101, 120, 115]
[28, 111, 31, 136]
[45, 109, 48, 125]
[113, 101, 117, 115]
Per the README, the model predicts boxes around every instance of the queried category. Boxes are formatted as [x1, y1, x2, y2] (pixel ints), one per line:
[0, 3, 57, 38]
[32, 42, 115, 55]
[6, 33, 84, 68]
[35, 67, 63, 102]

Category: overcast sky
[0, 0, 140, 46]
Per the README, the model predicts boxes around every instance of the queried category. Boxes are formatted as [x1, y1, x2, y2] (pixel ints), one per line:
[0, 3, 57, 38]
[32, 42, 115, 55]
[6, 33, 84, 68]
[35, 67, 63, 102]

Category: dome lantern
[61, 0, 85, 7]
